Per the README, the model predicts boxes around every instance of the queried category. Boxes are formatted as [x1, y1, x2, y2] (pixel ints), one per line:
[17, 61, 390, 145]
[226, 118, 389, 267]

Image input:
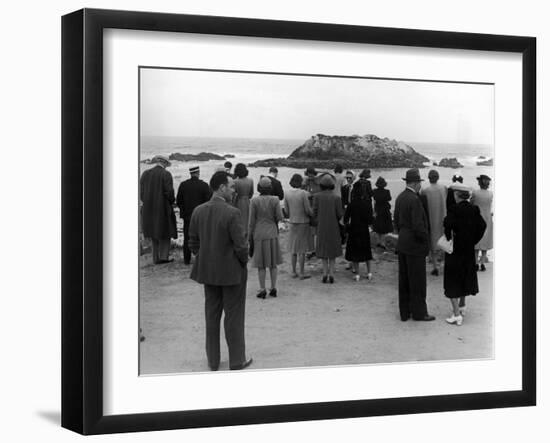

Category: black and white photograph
[138, 67, 495, 375]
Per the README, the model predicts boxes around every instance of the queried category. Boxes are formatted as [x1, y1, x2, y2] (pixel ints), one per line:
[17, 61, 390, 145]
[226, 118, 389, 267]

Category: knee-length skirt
[252, 237, 283, 268]
[288, 223, 313, 254]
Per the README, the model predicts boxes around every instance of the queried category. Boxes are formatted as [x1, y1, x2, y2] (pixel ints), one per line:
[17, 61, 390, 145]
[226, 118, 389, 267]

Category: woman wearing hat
[446, 174, 463, 211]
[443, 184, 487, 325]
[249, 177, 284, 298]
[344, 176, 374, 281]
[233, 163, 254, 238]
[313, 174, 344, 283]
[471, 175, 493, 271]
[372, 176, 393, 243]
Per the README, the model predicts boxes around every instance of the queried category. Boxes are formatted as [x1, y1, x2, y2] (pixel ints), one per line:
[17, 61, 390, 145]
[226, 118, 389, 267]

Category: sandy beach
[139, 226, 493, 375]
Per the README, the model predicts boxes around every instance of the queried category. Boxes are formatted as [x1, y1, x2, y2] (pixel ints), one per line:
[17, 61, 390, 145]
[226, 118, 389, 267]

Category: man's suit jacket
[268, 176, 284, 200]
[189, 197, 248, 286]
[394, 188, 429, 257]
[176, 176, 212, 219]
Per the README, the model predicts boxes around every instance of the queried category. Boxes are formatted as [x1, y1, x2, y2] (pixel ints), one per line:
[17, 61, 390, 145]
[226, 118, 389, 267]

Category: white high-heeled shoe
[446, 314, 463, 326]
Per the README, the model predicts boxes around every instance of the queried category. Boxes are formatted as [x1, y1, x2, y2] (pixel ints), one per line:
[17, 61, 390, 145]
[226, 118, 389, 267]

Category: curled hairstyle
[289, 173, 303, 189]
[209, 171, 229, 191]
[257, 177, 273, 195]
[234, 163, 249, 178]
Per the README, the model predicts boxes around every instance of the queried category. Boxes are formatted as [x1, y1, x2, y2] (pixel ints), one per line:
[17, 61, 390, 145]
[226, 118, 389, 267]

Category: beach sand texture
[139, 228, 493, 374]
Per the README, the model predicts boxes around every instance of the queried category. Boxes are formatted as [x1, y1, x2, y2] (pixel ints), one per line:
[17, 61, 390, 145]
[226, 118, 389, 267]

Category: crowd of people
[140, 155, 493, 370]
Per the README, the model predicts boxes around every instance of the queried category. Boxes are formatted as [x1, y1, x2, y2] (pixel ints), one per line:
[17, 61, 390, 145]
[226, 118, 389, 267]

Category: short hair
[224, 161, 233, 169]
[269, 166, 278, 174]
[234, 163, 248, 178]
[334, 164, 343, 174]
[209, 171, 229, 191]
[289, 173, 303, 189]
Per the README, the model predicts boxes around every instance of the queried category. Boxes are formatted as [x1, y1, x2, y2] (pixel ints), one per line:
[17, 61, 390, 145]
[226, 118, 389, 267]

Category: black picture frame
[62, 8, 536, 435]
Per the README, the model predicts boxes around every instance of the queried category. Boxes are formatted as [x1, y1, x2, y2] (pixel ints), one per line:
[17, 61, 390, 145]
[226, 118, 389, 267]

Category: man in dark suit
[393, 168, 435, 322]
[267, 166, 284, 200]
[139, 155, 177, 264]
[176, 166, 212, 265]
[189, 171, 253, 371]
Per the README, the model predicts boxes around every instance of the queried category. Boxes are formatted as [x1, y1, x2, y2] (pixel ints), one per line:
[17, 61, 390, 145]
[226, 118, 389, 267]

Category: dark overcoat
[372, 188, 393, 234]
[393, 188, 429, 257]
[268, 176, 284, 200]
[344, 195, 373, 262]
[443, 200, 487, 298]
[313, 190, 344, 259]
[189, 197, 249, 286]
[176, 176, 212, 219]
[140, 165, 177, 239]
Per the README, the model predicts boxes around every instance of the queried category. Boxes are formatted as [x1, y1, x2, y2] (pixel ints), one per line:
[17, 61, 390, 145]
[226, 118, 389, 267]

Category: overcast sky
[140, 68, 494, 145]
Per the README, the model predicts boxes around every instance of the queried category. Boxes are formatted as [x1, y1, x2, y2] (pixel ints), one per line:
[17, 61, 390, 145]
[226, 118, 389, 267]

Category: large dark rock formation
[248, 134, 429, 169]
[476, 158, 493, 166]
[141, 152, 227, 164]
[437, 157, 464, 168]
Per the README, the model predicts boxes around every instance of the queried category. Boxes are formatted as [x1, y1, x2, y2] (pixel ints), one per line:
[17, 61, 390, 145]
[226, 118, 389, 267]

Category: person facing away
[420, 169, 447, 276]
[393, 168, 435, 322]
[188, 171, 252, 371]
[333, 164, 345, 198]
[446, 174, 463, 212]
[470, 174, 493, 271]
[232, 163, 254, 238]
[140, 155, 177, 264]
[344, 179, 374, 281]
[283, 173, 314, 279]
[176, 165, 212, 265]
[249, 177, 284, 299]
[313, 174, 344, 283]
[372, 176, 393, 238]
[443, 184, 487, 326]
[267, 166, 284, 200]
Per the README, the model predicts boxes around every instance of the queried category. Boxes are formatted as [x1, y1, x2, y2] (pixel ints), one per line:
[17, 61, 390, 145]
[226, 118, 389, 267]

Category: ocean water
[140, 135, 494, 211]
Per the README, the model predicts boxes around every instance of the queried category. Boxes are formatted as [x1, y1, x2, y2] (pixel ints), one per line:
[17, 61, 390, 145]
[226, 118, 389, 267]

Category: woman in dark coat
[443, 184, 487, 325]
[313, 174, 344, 283]
[372, 176, 393, 238]
[344, 179, 374, 281]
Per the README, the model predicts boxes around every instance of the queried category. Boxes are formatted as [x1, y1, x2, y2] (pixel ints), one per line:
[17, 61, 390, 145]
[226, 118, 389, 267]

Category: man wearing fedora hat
[394, 168, 435, 321]
[140, 155, 177, 264]
[176, 166, 212, 265]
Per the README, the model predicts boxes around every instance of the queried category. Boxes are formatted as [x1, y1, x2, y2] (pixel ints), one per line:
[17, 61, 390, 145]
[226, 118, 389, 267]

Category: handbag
[436, 234, 453, 254]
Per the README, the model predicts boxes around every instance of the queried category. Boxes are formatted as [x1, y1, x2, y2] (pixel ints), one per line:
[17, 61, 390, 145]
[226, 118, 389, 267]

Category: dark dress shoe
[475, 264, 480, 271]
[269, 288, 277, 297]
[230, 357, 253, 370]
[413, 314, 436, 321]
[209, 366, 219, 371]
[328, 276, 334, 284]
[480, 264, 486, 271]
[400, 314, 411, 321]
[256, 290, 267, 299]
[322, 275, 328, 283]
